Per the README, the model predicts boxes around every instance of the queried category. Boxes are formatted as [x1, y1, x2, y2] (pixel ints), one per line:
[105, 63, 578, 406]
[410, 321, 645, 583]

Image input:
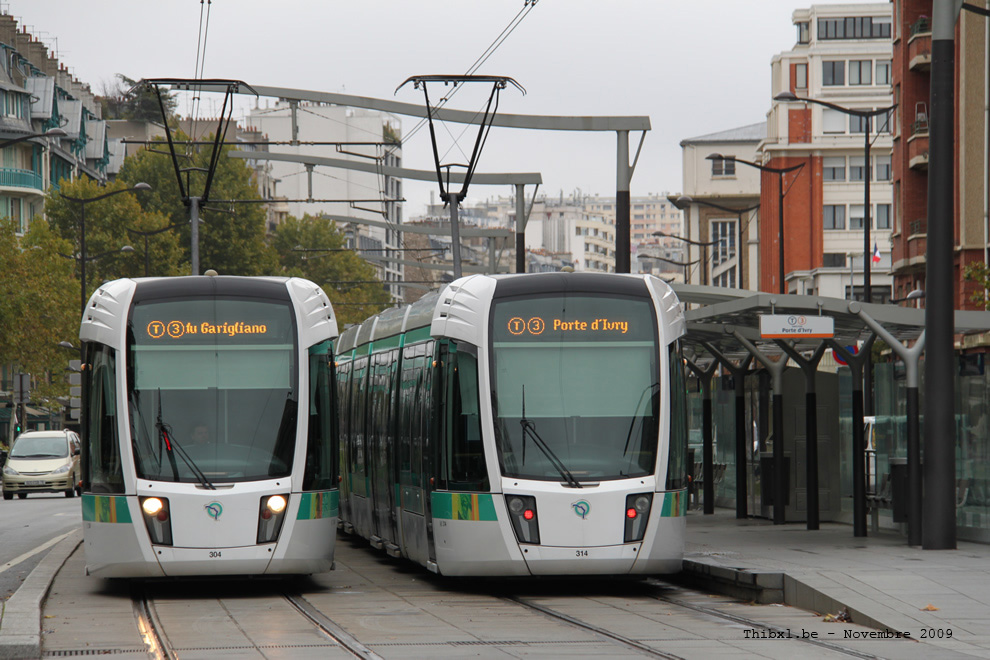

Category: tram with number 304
[78, 274, 340, 578]
[336, 272, 689, 576]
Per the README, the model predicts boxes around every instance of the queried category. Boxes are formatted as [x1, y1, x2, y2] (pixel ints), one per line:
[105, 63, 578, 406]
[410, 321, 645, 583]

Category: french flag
[872, 243, 881, 264]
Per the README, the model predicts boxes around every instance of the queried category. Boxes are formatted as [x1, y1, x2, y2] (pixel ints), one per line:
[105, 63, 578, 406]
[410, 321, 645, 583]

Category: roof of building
[25, 77, 54, 120]
[680, 122, 766, 147]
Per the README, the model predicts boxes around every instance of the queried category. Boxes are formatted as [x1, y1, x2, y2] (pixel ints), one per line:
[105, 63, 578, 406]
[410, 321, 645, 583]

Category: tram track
[125, 583, 382, 660]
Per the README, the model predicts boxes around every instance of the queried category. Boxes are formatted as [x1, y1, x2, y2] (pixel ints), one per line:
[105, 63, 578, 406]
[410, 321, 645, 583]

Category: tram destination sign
[759, 314, 834, 339]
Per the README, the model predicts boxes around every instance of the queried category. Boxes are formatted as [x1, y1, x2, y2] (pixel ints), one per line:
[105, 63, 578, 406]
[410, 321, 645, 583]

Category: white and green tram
[79, 274, 339, 577]
[336, 272, 689, 576]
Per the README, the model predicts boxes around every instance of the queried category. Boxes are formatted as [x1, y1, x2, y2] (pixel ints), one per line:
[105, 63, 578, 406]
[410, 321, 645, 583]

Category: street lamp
[0, 127, 67, 149]
[60, 183, 151, 315]
[673, 195, 759, 289]
[890, 288, 925, 304]
[774, 92, 897, 304]
[706, 154, 804, 294]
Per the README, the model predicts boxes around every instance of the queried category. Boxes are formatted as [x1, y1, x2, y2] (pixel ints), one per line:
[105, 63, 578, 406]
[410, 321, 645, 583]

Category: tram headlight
[139, 496, 173, 546]
[624, 492, 653, 543]
[505, 494, 540, 545]
[257, 494, 289, 544]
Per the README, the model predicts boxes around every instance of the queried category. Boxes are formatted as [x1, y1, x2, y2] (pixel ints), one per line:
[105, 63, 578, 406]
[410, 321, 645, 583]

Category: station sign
[759, 314, 834, 339]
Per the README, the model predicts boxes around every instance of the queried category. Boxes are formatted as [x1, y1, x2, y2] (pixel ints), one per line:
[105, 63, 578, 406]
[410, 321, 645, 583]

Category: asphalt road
[0, 493, 81, 601]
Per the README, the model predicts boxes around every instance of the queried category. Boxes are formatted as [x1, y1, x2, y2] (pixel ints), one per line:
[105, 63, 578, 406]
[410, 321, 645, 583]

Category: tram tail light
[623, 493, 653, 543]
[257, 494, 289, 544]
[139, 496, 173, 546]
[505, 494, 540, 545]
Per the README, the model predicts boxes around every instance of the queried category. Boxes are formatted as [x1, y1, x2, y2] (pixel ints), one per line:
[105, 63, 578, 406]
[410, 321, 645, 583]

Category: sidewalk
[680, 510, 990, 658]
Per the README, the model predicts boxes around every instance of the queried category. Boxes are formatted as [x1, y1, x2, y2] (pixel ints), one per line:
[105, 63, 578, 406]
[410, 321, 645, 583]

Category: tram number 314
[575, 550, 589, 557]
[209, 551, 222, 558]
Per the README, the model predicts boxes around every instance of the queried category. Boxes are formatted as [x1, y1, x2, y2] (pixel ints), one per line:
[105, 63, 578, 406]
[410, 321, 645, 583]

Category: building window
[795, 63, 808, 89]
[850, 204, 866, 230]
[711, 220, 737, 266]
[823, 109, 846, 134]
[849, 60, 872, 85]
[823, 157, 846, 181]
[823, 253, 846, 268]
[876, 155, 891, 181]
[823, 61, 845, 86]
[824, 205, 846, 230]
[850, 114, 870, 133]
[819, 16, 891, 40]
[849, 156, 866, 182]
[876, 204, 891, 229]
[876, 60, 891, 85]
[711, 158, 735, 177]
[797, 21, 810, 44]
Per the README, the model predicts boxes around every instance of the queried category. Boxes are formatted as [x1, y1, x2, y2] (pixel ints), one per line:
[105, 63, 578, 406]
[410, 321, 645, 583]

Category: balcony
[908, 17, 931, 72]
[908, 121, 929, 171]
[0, 168, 43, 191]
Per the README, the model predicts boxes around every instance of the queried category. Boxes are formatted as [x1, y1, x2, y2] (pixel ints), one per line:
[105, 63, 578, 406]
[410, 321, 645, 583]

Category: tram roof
[670, 284, 990, 359]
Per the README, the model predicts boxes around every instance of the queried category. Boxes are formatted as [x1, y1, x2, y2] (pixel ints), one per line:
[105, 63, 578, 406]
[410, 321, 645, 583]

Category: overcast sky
[12, 1, 869, 217]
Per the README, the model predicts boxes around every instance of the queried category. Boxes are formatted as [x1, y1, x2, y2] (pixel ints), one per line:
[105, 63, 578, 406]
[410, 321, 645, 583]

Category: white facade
[246, 102, 404, 293]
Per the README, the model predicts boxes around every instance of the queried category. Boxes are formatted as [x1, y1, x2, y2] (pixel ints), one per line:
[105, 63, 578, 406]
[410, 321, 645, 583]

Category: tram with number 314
[336, 272, 689, 576]
[78, 274, 340, 578]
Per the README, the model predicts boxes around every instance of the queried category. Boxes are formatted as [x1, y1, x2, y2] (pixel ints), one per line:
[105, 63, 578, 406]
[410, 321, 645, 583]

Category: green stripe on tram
[296, 491, 339, 520]
[403, 326, 433, 344]
[81, 495, 133, 523]
[431, 492, 498, 521]
[659, 490, 688, 517]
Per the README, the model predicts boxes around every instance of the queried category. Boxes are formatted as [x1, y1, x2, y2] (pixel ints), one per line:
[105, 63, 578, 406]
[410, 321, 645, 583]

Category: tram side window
[303, 341, 337, 491]
[336, 359, 351, 484]
[349, 356, 369, 479]
[84, 344, 124, 493]
[442, 342, 489, 491]
[666, 342, 689, 490]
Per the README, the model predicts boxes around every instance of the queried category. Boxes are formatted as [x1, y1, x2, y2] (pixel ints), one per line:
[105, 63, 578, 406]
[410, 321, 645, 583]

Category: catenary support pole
[924, 0, 960, 550]
[616, 130, 631, 273]
[515, 183, 526, 273]
[190, 196, 201, 276]
[449, 191, 463, 279]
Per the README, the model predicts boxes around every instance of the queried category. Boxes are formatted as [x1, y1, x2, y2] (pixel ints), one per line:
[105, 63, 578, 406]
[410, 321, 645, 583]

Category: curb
[0, 529, 82, 660]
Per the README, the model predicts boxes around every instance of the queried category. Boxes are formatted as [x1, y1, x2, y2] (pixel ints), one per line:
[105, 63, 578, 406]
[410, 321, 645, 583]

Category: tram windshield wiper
[520, 385, 582, 488]
[156, 391, 215, 490]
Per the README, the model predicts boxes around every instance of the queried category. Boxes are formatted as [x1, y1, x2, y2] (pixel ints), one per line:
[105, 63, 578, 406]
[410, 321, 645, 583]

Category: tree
[0, 220, 77, 404]
[117, 133, 278, 276]
[269, 215, 391, 325]
[964, 261, 990, 310]
[44, 179, 183, 291]
[98, 74, 177, 123]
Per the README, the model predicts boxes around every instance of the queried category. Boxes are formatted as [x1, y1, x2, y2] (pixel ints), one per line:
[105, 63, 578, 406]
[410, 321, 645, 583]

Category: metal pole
[737, 211, 744, 289]
[515, 183, 526, 273]
[616, 130, 631, 273]
[190, 196, 201, 276]
[144, 235, 150, 277]
[735, 369, 748, 517]
[864, 118, 875, 417]
[924, 0, 959, 550]
[449, 191, 463, 279]
[79, 202, 86, 316]
[778, 173, 786, 294]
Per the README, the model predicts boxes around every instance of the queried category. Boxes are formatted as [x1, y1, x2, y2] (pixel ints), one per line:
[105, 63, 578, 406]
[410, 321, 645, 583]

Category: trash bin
[890, 457, 908, 523]
[760, 452, 790, 508]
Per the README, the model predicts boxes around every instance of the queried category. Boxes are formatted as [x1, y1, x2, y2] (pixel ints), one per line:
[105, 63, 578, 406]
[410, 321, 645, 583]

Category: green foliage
[269, 215, 391, 325]
[117, 133, 278, 276]
[99, 74, 177, 123]
[45, 179, 182, 292]
[0, 220, 77, 404]
[964, 261, 990, 310]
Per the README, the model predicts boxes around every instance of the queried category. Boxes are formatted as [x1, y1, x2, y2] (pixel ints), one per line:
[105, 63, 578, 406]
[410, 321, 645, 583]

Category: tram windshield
[490, 294, 660, 482]
[126, 298, 297, 483]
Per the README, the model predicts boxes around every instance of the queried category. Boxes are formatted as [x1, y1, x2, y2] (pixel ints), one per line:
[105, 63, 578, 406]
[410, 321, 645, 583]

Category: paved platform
[680, 510, 990, 658]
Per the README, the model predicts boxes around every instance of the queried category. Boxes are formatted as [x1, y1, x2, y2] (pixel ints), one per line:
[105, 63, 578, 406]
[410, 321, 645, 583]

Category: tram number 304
[575, 550, 589, 557]
[209, 551, 222, 558]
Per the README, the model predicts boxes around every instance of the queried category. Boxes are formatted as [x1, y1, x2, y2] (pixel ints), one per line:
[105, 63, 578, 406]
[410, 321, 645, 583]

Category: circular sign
[833, 345, 857, 366]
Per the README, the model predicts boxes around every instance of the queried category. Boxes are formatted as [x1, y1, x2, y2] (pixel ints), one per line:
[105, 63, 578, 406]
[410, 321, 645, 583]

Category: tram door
[368, 350, 399, 547]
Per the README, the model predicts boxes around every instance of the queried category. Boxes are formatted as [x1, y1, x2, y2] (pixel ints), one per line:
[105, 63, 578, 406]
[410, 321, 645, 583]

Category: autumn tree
[0, 220, 77, 404]
[99, 74, 177, 123]
[117, 133, 278, 276]
[269, 215, 391, 325]
[44, 178, 183, 293]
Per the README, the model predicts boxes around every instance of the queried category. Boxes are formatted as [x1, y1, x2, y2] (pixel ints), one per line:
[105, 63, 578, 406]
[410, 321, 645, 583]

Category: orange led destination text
[552, 318, 629, 334]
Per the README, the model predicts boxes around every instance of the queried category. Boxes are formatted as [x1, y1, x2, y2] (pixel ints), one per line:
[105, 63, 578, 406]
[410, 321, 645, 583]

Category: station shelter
[671, 284, 990, 544]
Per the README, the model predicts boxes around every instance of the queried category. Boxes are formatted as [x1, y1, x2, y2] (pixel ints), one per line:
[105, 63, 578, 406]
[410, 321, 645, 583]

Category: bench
[689, 461, 727, 509]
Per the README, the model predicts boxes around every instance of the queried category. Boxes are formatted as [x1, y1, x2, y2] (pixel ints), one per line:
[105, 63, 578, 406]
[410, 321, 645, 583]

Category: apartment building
[762, 3, 894, 300]
[678, 123, 764, 290]
[0, 14, 111, 234]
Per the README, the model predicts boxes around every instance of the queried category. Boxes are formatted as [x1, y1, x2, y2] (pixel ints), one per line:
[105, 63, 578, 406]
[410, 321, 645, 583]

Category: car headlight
[2, 465, 18, 476]
[51, 465, 70, 475]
